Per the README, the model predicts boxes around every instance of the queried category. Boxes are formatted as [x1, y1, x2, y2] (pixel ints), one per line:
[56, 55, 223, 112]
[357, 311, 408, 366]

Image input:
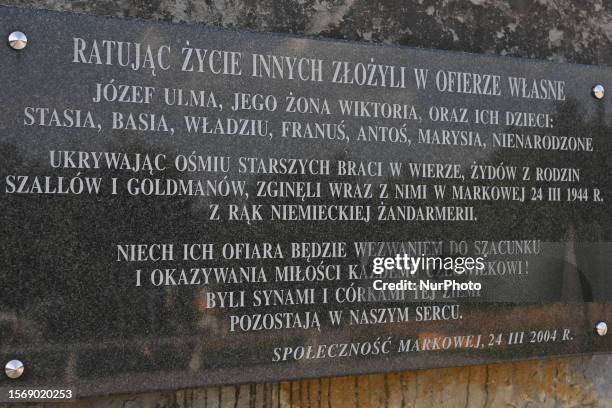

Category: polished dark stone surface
[1, 5, 612, 397]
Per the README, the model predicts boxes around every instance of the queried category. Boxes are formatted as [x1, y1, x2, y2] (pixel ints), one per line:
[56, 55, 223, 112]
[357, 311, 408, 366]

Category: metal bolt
[8, 31, 27, 50]
[5, 360, 24, 379]
[595, 321, 608, 336]
[593, 84, 605, 100]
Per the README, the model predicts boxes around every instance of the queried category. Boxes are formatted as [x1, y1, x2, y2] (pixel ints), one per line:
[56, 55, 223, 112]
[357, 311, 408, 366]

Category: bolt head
[8, 31, 27, 50]
[5, 360, 24, 379]
[596, 321, 608, 336]
[593, 84, 605, 100]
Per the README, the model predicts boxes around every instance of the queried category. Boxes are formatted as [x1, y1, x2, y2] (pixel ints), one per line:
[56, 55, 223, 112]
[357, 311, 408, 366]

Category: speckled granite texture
[2, 0, 612, 407]
[6, 0, 612, 65]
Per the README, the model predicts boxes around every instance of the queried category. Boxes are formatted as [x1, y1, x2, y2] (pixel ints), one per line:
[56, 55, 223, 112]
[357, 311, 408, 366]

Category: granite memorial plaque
[2, 4, 612, 400]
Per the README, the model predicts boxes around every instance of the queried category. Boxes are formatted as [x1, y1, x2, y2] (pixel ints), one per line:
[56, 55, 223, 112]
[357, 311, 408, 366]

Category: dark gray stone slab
[1, 5, 612, 399]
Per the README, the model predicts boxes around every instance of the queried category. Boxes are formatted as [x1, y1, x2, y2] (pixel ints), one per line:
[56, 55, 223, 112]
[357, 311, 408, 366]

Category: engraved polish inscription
[1, 6, 612, 397]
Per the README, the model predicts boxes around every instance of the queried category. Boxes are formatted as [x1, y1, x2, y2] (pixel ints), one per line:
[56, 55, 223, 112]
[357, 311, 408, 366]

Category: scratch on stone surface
[327, 377, 331, 408]
[413, 372, 418, 408]
[464, 367, 470, 408]
[483, 365, 489, 408]
[398, 373, 406, 408]
[354, 376, 359, 408]
[383, 374, 390, 408]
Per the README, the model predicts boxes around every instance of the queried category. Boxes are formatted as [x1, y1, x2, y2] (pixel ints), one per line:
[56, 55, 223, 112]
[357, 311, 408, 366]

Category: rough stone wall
[2, 0, 612, 407]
